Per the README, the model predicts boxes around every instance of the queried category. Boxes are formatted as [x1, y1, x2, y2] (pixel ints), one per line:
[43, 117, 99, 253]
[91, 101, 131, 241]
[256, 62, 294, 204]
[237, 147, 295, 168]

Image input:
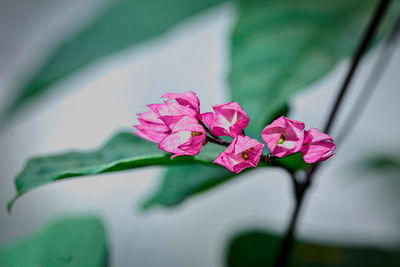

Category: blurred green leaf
[9, 130, 307, 211]
[273, 152, 309, 173]
[0, 216, 108, 267]
[5, 0, 226, 118]
[229, 0, 393, 138]
[8, 132, 218, 212]
[142, 164, 237, 209]
[227, 230, 400, 267]
[144, 0, 397, 210]
[361, 154, 400, 171]
[142, 151, 309, 209]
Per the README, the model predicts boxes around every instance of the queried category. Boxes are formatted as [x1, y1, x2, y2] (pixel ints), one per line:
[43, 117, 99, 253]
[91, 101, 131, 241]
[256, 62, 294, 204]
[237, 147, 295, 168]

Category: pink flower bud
[159, 116, 206, 159]
[301, 128, 336, 163]
[134, 110, 171, 143]
[261, 116, 305, 157]
[199, 101, 249, 137]
[148, 100, 196, 129]
[214, 135, 264, 173]
[162, 91, 200, 115]
[134, 91, 200, 143]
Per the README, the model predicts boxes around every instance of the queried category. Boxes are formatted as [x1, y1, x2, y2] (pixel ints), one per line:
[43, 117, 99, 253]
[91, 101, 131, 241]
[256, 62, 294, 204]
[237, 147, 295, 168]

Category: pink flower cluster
[134, 91, 335, 173]
[261, 116, 336, 164]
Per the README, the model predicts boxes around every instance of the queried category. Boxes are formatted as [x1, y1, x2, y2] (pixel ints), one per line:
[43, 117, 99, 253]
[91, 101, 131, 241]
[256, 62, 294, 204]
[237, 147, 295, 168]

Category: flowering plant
[3, 0, 395, 265]
[135, 91, 336, 173]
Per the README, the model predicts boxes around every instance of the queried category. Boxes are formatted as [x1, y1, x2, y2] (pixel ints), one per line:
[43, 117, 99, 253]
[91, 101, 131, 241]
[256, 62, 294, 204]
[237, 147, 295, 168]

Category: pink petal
[301, 128, 336, 163]
[171, 116, 205, 133]
[134, 130, 164, 143]
[233, 162, 253, 173]
[233, 135, 260, 153]
[214, 135, 264, 173]
[162, 91, 200, 114]
[199, 112, 230, 136]
[200, 101, 249, 137]
[214, 153, 236, 173]
[159, 131, 191, 154]
[178, 134, 205, 155]
[137, 110, 162, 125]
[158, 116, 206, 158]
[134, 124, 169, 142]
[303, 128, 333, 143]
[134, 109, 170, 143]
[261, 116, 305, 157]
[301, 142, 336, 164]
[149, 101, 197, 128]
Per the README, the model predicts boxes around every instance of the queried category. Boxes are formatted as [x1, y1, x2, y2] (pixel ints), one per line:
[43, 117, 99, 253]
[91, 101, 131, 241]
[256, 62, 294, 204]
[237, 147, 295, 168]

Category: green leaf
[142, 152, 309, 209]
[0, 216, 108, 267]
[273, 152, 309, 173]
[4, 0, 226, 118]
[142, 0, 399, 210]
[229, 0, 393, 138]
[142, 164, 237, 209]
[9, 130, 305, 211]
[227, 230, 400, 267]
[8, 132, 218, 212]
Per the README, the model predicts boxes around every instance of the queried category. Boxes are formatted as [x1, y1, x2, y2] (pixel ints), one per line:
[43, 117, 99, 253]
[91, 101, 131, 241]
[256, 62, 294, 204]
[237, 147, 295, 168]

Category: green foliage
[273, 152, 309, 173]
[143, 0, 394, 209]
[142, 152, 308, 209]
[227, 230, 400, 266]
[361, 154, 400, 171]
[8, 132, 217, 211]
[4, 0, 226, 118]
[142, 164, 237, 209]
[229, 0, 384, 138]
[9, 0, 396, 211]
[0, 216, 108, 267]
[8, 129, 309, 211]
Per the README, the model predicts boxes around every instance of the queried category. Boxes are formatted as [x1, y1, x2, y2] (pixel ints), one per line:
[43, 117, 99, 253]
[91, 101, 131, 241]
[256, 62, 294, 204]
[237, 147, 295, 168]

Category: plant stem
[205, 135, 231, 147]
[275, 174, 307, 267]
[336, 9, 400, 144]
[274, 0, 392, 265]
[323, 0, 393, 134]
[199, 120, 220, 139]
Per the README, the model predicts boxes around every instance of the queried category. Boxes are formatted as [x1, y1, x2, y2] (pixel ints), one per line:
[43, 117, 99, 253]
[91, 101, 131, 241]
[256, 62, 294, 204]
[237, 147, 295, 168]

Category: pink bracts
[134, 92, 335, 173]
[214, 135, 264, 173]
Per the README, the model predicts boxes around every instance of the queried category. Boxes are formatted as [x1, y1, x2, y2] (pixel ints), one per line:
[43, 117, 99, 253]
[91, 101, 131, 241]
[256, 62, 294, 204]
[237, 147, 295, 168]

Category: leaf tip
[139, 199, 154, 211]
[7, 193, 23, 214]
[7, 199, 15, 214]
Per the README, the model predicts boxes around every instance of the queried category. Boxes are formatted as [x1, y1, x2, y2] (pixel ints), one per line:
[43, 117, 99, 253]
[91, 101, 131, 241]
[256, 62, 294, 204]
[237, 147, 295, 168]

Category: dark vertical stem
[323, 0, 392, 134]
[336, 10, 400, 144]
[274, 0, 392, 266]
[274, 175, 308, 267]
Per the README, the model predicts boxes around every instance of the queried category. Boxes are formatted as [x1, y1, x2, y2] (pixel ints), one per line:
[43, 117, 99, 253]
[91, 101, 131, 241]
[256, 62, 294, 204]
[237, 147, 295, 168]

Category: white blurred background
[1, 1, 400, 266]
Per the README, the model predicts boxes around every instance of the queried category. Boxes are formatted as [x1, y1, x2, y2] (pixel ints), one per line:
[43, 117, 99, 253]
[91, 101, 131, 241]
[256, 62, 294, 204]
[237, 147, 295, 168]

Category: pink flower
[148, 100, 196, 129]
[214, 135, 264, 173]
[162, 91, 200, 115]
[199, 101, 249, 137]
[301, 128, 336, 164]
[159, 116, 206, 158]
[134, 91, 200, 143]
[261, 116, 305, 157]
[134, 110, 170, 143]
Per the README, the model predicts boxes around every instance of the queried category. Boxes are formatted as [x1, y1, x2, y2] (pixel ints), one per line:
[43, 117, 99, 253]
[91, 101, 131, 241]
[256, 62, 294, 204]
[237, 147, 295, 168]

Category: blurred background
[1, 0, 400, 266]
